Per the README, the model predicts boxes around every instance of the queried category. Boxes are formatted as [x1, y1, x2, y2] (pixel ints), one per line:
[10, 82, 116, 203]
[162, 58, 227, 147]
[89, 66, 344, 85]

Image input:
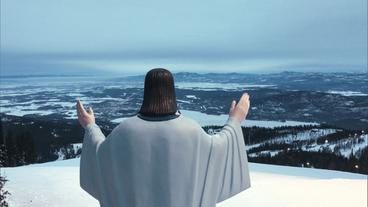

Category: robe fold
[80, 114, 251, 207]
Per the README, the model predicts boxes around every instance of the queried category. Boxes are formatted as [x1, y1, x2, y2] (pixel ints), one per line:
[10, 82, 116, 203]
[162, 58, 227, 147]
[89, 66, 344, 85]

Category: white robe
[80, 114, 251, 207]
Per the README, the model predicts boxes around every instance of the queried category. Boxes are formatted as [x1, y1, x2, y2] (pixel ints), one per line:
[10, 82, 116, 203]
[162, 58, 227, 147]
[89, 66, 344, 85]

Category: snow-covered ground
[2, 158, 366, 207]
[246, 129, 368, 159]
[111, 109, 319, 128]
[175, 82, 276, 91]
[303, 134, 368, 158]
[326, 90, 368, 96]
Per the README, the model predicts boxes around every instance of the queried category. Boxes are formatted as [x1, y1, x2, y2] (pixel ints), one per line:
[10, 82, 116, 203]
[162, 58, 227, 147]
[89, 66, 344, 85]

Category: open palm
[76, 100, 95, 128]
[229, 92, 250, 123]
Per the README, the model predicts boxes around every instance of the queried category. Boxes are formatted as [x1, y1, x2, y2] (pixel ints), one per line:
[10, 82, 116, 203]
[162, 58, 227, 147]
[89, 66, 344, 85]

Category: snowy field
[326, 90, 368, 96]
[175, 82, 276, 91]
[111, 109, 319, 128]
[2, 158, 366, 207]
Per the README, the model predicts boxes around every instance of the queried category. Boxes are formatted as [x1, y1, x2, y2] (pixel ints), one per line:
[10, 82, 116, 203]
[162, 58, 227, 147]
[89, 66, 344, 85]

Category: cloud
[1, 0, 367, 74]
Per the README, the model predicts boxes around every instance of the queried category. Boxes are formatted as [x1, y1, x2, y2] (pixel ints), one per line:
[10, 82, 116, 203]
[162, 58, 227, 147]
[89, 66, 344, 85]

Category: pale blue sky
[1, 0, 367, 75]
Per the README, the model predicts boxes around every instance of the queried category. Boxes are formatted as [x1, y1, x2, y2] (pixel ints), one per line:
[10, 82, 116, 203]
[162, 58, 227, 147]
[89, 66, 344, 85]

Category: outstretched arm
[77, 100, 105, 200]
[77, 100, 105, 145]
[202, 93, 251, 205]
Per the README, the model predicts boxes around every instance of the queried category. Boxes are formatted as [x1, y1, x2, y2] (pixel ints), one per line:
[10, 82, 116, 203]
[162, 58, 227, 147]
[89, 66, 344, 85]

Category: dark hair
[138, 68, 178, 116]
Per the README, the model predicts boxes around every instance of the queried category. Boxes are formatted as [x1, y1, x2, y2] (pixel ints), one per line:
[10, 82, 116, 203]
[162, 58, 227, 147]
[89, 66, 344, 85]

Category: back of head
[139, 68, 178, 117]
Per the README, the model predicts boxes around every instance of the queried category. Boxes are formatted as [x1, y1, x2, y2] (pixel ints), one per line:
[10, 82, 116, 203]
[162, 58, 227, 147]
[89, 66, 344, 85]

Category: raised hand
[76, 100, 96, 128]
[229, 92, 250, 123]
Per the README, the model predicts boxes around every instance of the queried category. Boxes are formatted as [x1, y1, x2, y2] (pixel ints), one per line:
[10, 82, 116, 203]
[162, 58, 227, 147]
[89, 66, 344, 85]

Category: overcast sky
[1, 0, 367, 75]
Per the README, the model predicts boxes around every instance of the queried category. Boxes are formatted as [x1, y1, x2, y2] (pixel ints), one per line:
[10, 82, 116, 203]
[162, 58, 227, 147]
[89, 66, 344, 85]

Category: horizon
[1, 69, 367, 78]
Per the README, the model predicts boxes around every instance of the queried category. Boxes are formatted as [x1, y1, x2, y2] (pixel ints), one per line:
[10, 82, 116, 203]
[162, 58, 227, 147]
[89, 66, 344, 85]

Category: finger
[242, 92, 249, 99]
[229, 100, 236, 113]
[87, 107, 94, 116]
[238, 93, 250, 105]
[76, 101, 82, 117]
[77, 100, 87, 115]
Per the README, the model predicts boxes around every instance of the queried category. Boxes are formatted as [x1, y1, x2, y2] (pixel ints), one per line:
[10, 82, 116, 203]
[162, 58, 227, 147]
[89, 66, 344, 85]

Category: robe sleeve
[202, 117, 251, 204]
[79, 123, 106, 200]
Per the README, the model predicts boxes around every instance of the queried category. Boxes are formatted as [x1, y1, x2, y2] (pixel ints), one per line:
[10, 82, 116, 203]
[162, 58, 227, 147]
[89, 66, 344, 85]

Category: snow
[182, 110, 319, 128]
[110, 117, 127, 123]
[275, 129, 336, 142]
[111, 109, 319, 128]
[245, 130, 368, 159]
[177, 99, 192, 104]
[327, 90, 368, 96]
[0, 96, 130, 119]
[0, 105, 55, 116]
[186, 95, 199, 99]
[54, 143, 83, 160]
[301, 134, 368, 158]
[248, 150, 283, 157]
[71, 143, 82, 152]
[175, 82, 275, 91]
[2, 158, 366, 207]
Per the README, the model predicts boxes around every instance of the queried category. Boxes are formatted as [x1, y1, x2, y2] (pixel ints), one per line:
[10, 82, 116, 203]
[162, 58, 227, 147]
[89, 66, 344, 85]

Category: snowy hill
[2, 158, 366, 207]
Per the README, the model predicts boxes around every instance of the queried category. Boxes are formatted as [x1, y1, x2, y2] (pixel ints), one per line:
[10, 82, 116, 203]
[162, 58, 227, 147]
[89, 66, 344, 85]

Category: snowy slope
[2, 158, 366, 207]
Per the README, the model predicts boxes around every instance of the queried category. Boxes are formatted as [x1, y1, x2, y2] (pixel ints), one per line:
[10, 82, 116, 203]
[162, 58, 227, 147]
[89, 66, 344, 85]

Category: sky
[1, 0, 367, 75]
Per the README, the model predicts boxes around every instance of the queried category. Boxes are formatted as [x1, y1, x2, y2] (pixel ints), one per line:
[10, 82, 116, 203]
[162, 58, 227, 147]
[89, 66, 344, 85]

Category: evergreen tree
[0, 145, 10, 207]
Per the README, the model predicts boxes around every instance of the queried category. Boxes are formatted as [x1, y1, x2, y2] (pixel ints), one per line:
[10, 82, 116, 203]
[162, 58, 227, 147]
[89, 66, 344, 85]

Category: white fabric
[80, 114, 251, 207]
